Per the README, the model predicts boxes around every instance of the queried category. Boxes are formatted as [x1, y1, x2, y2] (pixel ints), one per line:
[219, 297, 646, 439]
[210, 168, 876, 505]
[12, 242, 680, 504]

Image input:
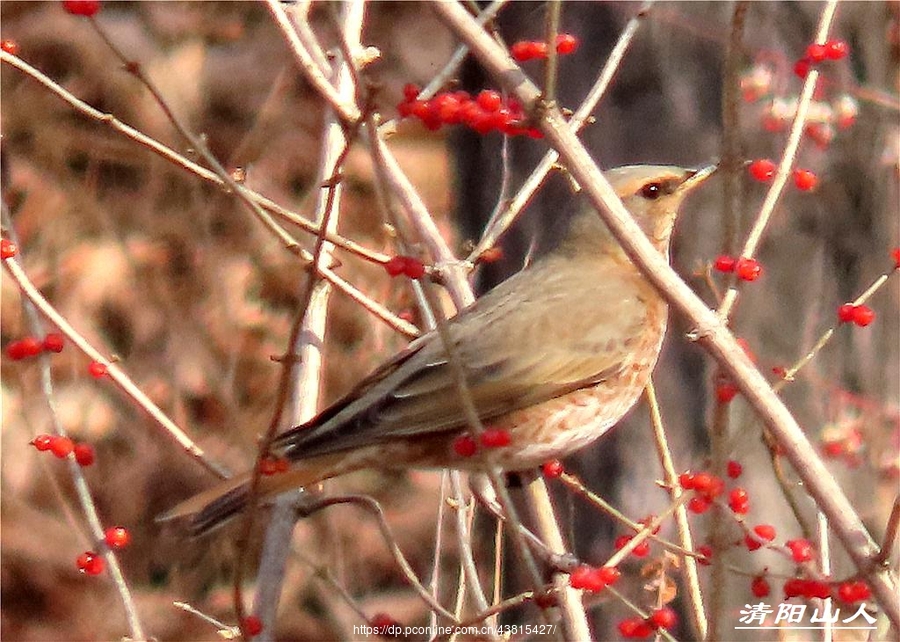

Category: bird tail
[156, 453, 353, 537]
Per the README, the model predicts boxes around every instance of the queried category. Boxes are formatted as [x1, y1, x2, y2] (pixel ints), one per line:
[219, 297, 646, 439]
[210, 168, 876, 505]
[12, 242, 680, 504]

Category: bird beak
[680, 164, 718, 191]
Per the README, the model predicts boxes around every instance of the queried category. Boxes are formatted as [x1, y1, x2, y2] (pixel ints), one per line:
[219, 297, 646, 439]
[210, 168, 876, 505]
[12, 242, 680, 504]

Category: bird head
[605, 164, 717, 252]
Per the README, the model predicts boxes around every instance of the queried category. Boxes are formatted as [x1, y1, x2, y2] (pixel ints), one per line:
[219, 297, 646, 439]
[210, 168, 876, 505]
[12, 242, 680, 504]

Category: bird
[159, 164, 715, 536]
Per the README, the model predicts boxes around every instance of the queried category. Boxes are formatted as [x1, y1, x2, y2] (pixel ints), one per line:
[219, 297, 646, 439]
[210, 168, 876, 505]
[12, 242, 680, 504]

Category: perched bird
[160, 164, 715, 535]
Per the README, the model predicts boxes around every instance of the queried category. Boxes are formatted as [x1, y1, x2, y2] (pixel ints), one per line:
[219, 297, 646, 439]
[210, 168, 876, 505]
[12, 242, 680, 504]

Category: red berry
[76, 551, 105, 575]
[726, 459, 743, 478]
[748, 159, 776, 182]
[794, 58, 811, 79]
[716, 382, 738, 403]
[850, 304, 875, 327]
[837, 580, 871, 603]
[614, 535, 650, 557]
[648, 607, 677, 630]
[713, 255, 736, 272]
[751, 576, 770, 597]
[74, 443, 95, 466]
[825, 39, 848, 60]
[688, 495, 712, 514]
[793, 168, 818, 191]
[735, 257, 762, 281]
[88, 361, 108, 378]
[384, 256, 406, 276]
[618, 617, 653, 639]
[241, 615, 264, 637]
[678, 471, 696, 489]
[728, 487, 750, 514]
[49, 436, 74, 458]
[31, 434, 54, 451]
[555, 33, 579, 55]
[476, 89, 502, 112]
[569, 565, 607, 592]
[805, 43, 828, 62]
[43, 333, 65, 353]
[745, 535, 763, 551]
[1, 239, 17, 259]
[6, 336, 44, 361]
[838, 303, 856, 323]
[1, 39, 19, 55]
[452, 435, 477, 457]
[402, 83, 420, 102]
[432, 93, 461, 124]
[542, 459, 564, 478]
[479, 428, 511, 448]
[63, 0, 100, 17]
[597, 566, 620, 585]
[804, 580, 831, 599]
[104, 526, 131, 549]
[693, 472, 724, 498]
[402, 257, 425, 280]
[371, 613, 401, 638]
[753, 524, 777, 541]
[786, 538, 814, 562]
[891, 247, 900, 269]
[511, 41, 537, 62]
[783, 577, 807, 598]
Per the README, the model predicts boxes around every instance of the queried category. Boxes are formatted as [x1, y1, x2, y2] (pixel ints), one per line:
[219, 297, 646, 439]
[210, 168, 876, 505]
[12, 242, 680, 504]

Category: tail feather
[156, 453, 358, 536]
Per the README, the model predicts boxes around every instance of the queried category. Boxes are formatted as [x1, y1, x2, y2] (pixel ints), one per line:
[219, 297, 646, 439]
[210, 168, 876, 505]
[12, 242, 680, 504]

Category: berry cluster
[31, 434, 95, 466]
[837, 303, 875, 327]
[397, 86, 542, 137]
[76, 526, 132, 577]
[510, 33, 580, 61]
[794, 39, 849, 78]
[779, 577, 871, 602]
[568, 564, 620, 592]
[679, 470, 725, 515]
[747, 159, 819, 192]
[713, 255, 763, 282]
[5, 333, 65, 360]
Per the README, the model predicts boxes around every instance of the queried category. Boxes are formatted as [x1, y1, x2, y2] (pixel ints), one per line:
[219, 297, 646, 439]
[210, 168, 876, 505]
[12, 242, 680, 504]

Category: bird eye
[640, 182, 663, 200]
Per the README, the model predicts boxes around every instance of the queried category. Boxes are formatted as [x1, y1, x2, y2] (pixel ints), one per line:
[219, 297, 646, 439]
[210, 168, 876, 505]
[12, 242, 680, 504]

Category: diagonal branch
[432, 0, 900, 627]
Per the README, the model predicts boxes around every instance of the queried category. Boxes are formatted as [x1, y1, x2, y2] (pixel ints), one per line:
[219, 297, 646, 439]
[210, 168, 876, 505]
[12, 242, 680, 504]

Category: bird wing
[272, 256, 652, 460]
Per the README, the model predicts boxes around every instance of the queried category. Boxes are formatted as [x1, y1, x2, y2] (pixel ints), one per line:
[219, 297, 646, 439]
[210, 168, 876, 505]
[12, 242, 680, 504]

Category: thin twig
[645, 382, 707, 640]
[264, 0, 361, 124]
[717, 0, 840, 321]
[542, 1, 562, 106]
[874, 496, 900, 567]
